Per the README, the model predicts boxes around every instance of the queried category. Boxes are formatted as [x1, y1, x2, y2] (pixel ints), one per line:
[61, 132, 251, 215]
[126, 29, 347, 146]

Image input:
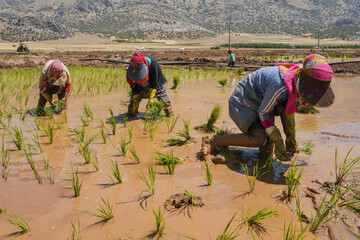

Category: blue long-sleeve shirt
[230, 53, 235, 62]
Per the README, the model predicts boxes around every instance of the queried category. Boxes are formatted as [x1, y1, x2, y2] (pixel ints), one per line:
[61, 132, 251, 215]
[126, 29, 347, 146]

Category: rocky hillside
[0, 0, 359, 42]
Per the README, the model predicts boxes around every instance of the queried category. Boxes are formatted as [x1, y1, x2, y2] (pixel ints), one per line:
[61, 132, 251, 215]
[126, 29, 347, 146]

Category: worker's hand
[127, 94, 141, 116]
[147, 88, 156, 108]
[266, 126, 292, 161]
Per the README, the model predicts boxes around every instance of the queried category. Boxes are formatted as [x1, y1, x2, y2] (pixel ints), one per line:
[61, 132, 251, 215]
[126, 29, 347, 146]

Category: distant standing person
[126, 52, 173, 117]
[228, 50, 235, 67]
[37, 60, 71, 115]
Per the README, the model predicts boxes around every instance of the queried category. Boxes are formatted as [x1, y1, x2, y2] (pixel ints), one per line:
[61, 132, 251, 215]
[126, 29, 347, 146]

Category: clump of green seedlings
[204, 161, 213, 186]
[283, 161, 303, 201]
[108, 159, 122, 183]
[165, 115, 179, 133]
[300, 140, 314, 155]
[82, 103, 93, 121]
[218, 78, 228, 87]
[68, 220, 80, 240]
[118, 133, 130, 157]
[145, 121, 158, 140]
[234, 68, 245, 75]
[72, 168, 83, 197]
[1, 136, 10, 181]
[6, 213, 31, 234]
[129, 145, 141, 164]
[241, 163, 265, 193]
[99, 119, 108, 144]
[70, 127, 85, 143]
[23, 149, 42, 184]
[135, 162, 156, 199]
[42, 154, 51, 170]
[145, 101, 165, 122]
[150, 207, 166, 238]
[165, 119, 192, 146]
[44, 107, 54, 119]
[200, 104, 222, 133]
[80, 117, 89, 127]
[240, 206, 279, 238]
[333, 147, 360, 186]
[43, 122, 54, 144]
[88, 196, 114, 221]
[298, 106, 319, 114]
[90, 154, 100, 171]
[171, 75, 180, 89]
[47, 169, 56, 184]
[77, 135, 97, 164]
[215, 127, 233, 136]
[109, 116, 116, 135]
[155, 150, 182, 175]
[11, 126, 24, 150]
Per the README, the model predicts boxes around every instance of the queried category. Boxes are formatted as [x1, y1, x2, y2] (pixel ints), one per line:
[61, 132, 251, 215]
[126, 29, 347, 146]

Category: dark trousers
[228, 61, 235, 67]
[37, 86, 65, 112]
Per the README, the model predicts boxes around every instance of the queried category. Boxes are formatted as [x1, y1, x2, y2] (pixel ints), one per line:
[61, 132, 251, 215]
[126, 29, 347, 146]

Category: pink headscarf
[50, 60, 64, 75]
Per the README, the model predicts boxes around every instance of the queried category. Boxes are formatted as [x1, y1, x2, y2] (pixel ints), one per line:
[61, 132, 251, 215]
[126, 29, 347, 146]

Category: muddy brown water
[0, 74, 359, 239]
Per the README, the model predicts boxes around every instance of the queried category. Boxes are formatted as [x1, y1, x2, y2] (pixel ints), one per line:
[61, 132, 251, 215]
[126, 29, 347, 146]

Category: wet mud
[0, 72, 359, 239]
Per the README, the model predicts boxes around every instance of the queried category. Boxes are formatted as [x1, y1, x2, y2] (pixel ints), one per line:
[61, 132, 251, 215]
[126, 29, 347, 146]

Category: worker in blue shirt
[228, 50, 235, 67]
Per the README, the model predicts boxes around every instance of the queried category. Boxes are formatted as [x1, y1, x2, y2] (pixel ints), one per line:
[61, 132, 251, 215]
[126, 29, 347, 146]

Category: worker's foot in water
[201, 136, 226, 164]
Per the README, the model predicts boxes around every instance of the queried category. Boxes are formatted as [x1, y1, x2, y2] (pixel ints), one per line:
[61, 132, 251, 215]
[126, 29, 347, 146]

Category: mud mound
[164, 192, 204, 216]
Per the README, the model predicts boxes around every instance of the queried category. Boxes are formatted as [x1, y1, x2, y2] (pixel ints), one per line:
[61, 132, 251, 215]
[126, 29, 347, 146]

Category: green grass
[204, 161, 213, 186]
[165, 119, 191, 146]
[43, 123, 54, 144]
[108, 159, 122, 183]
[88, 196, 114, 221]
[135, 162, 156, 199]
[70, 127, 85, 143]
[171, 75, 180, 89]
[282, 221, 308, 240]
[155, 150, 182, 175]
[80, 117, 89, 127]
[109, 116, 116, 135]
[215, 212, 239, 240]
[129, 145, 141, 164]
[202, 104, 222, 133]
[72, 169, 83, 198]
[333, 147, 360, 186]
[241, 163, 265, 193]
[82, 104, 93, 121]
[119, 134, 129, 157]
[218, 78, 227, 87]
[99, 126, 108, 144]
[77, 135, 97, 164]
[300, 140, 314, 155]
[240, 206, 279, 238]
[23, 149, 42, 184]
[6, 213, 30, 233]
[284, 161, 303, 201]
[1, 135, 10, 181]
[11, 126, 24, 150]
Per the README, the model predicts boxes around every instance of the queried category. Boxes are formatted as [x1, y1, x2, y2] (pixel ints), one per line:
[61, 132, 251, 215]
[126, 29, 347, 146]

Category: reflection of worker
[202, 54, 334, 163]
[228, 50, 235, 67]
[126, 52, 173, 117]
[37, 60, 71, 115]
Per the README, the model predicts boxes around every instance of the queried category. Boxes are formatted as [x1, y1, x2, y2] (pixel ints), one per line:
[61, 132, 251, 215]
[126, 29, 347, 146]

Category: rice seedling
[135, 162, 156, 199]
[118, 134, 129, 156]
[165, 119, 191, 146]
[283, 161, 303, 201]
[1, 135, 10, 172]
[165, 115, 179, 133]
[240, 206, 279, 238]
[99, 126, 108, 144]
[53, 120, 61, 130]
[218, 78, 227, 87]
[333, 147, 360, 186]
[72, 169, 83, 197]
[215, 127, 233, 136]
[204, 160, 213, 186]
[215, 212, 239, 240]
[90, 153, 100, 171]
[298, 106, 319, 114]
[77, 135, 97, 164]
[88, 196, 114, 221]
[47, 169, 56, 184]
[145, 101, 165, 122]
[300, 140, 314, 155]
[42, 154, 51, 170]
[295, 193, 304, 224]
[145, 121, 158, 140]
[282, 221, 308, 240]
[155, 150, 182, 175]
[241, 163, 264, 193]
[129, 145, 141, 164]
[151, 207, 166, 237]
[127, 127, 133, 142]
[11, 126, 24, 150]
[80, 117, 89, 127]
[29, 131, 42, 154]
[108, 106, 114, 117]
[108, 158, 122, 183]
[68, 220, 80, 240]
[109, 116, 116, 135]
[263, 154, 279, 173]
[0, 208, 6, 213]
[71, 127, 85, 143]
[309, 188, 340, 233]
[171, 75, 180, 89]
[82, 104, 93, 121]
[44, 107, 54, 119]
[23, 149, 42, 184]
[6, 213, 31, 233]
[19, 108, 27, 121]
[33, 117, 41, 130]
[123, 115, 128, 127]
[43, 122, 54, 144]
[202, 104, 222, 133]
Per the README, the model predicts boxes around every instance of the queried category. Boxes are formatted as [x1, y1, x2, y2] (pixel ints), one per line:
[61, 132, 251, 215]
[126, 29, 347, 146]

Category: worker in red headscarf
[37, 60, 71, 115]
[126, 52, 173, 117]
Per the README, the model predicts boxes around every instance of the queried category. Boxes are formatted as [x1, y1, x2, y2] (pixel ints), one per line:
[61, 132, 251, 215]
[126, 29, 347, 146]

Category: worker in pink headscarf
[201, 54, 335, 164]
[36, 60, 71, 115]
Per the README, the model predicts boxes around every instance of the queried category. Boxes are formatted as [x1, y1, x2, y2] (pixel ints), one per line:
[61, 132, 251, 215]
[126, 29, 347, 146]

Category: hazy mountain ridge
[0, 0, 359, 42]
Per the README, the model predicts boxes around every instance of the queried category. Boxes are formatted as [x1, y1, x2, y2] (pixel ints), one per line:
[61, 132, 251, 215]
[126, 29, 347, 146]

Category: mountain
[0, 0, 359, 42]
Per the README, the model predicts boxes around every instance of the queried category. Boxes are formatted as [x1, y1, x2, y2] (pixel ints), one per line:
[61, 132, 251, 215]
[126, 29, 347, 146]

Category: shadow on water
[219, 147, 308, 185]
